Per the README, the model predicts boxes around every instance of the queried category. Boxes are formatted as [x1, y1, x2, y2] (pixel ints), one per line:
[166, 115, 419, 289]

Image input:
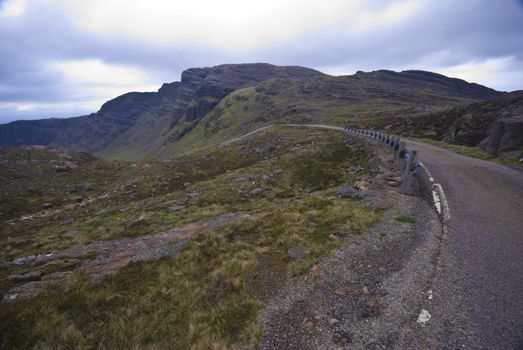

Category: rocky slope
[368, 91, 523, 158]
[0, 63, 503, 160]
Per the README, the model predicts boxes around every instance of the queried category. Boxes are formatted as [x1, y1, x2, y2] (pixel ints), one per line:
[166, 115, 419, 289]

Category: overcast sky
[1, 0, 523, 124]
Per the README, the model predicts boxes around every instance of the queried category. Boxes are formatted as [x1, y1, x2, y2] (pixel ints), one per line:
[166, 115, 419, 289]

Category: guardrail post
[397, 141, 406, 168]
[401, 150, 418, 194]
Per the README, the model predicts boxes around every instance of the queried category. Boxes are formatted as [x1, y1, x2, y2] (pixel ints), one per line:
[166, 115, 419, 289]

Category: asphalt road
[405, 140, 523, 349]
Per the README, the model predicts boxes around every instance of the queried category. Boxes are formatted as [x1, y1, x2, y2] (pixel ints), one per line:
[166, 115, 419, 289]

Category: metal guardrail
[344, 128, 419, 194]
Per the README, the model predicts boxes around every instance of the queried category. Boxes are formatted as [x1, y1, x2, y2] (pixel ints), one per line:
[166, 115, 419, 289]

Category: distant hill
[0, 63, 503, 160]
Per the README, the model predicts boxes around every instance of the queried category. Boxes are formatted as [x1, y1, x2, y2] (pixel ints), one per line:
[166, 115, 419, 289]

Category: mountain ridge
[0, 63, 504, 160]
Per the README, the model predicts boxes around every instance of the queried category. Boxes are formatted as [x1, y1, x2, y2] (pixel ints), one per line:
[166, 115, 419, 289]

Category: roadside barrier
[344, 128, 419, 195]
[344, 127, 450, 223]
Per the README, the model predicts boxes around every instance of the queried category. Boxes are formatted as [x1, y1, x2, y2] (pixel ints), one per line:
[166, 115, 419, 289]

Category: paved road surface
[405, 140, 523, 349]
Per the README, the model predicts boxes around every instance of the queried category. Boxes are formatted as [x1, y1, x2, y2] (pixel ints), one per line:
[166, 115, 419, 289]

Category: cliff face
[0, 63, 504, 160]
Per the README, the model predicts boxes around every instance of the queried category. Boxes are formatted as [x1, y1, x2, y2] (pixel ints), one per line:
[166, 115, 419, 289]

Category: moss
[395, 215, 416, 224]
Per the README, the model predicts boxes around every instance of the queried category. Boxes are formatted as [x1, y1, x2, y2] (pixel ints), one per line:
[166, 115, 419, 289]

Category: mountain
[0, 63, 503, 160]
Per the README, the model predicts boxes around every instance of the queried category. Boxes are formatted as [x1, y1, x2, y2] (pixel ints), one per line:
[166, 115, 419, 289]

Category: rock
[417, 309, 431, 323]
[362, 190, 382, 199]
[287, 246, 308, 258]
[128, 214, 147, 227]
[362, 286, 370, 295]
[96, 209, 108, 216]
[42, 271, 74, 281]
[3, 281, 44, 302]
[61, 218, 74, 226]
[302, 317, 314, 329]
[31, 254, 52, 266]
[55, 161, 78, 172]
[329, 318, 340, 326]
[7, 271, 42, 281]
[334, 288, 348, 296]
[63, 230, 80, 237]
[233, 175, 257, 183]
[251, 187, 266, 196]
[366, 299, 379, 309]
[424, 130, 437, 137]
[328, 233, 339, 241]
[337, 186, 360, 198]
[10, 255, 36, 265]
[71, 195, 83, 203]
[166, 205, 186, 213]
[306, 265, 321, 282]
[353, 180, 369, 191]
[42, 202, 53, 209]
[481, 116, 523, 153]
[187, 192, 199, 200]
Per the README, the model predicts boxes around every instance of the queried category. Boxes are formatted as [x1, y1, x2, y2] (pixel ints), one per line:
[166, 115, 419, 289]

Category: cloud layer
[1, 0, 522, 123]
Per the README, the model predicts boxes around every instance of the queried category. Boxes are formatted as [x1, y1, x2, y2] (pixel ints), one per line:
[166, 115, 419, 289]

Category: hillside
[0, 126, 387, 348]
[365, 91, 523, 159]
[0, 64, 502, 160]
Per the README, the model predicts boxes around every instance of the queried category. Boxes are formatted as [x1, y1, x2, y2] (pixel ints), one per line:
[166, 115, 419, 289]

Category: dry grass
[0, 126, 382, 349]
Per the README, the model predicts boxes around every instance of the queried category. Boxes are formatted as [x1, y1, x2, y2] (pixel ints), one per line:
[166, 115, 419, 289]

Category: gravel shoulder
[250, 143, 444, 349]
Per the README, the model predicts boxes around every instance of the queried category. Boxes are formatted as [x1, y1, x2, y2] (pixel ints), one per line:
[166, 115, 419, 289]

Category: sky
[1, 0, 523, 124]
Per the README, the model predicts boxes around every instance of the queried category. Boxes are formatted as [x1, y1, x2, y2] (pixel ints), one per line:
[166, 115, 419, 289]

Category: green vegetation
[394, 215, 416, 224]
[409, 137, 523, 169]
[0, 126, 382, 349]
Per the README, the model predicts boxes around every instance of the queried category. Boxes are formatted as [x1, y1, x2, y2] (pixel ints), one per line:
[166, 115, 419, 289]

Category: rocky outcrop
[443, 92, 523, 155]
[479, 116, 523, 154]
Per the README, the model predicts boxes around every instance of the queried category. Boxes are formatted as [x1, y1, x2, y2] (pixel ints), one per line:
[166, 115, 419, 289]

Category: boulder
[251, 188, 266, 196]
[337, 186, 360, 198]
[480, 116, 523, 154]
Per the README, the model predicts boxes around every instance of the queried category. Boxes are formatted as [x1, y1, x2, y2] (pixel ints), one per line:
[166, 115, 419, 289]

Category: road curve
[290, 125, 523, 348]
[228, 124, 523, 348]
[405, 140, 523, 349]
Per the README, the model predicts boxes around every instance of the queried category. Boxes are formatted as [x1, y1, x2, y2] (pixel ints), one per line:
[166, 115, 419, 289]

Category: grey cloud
[1, 0, 522, 124]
